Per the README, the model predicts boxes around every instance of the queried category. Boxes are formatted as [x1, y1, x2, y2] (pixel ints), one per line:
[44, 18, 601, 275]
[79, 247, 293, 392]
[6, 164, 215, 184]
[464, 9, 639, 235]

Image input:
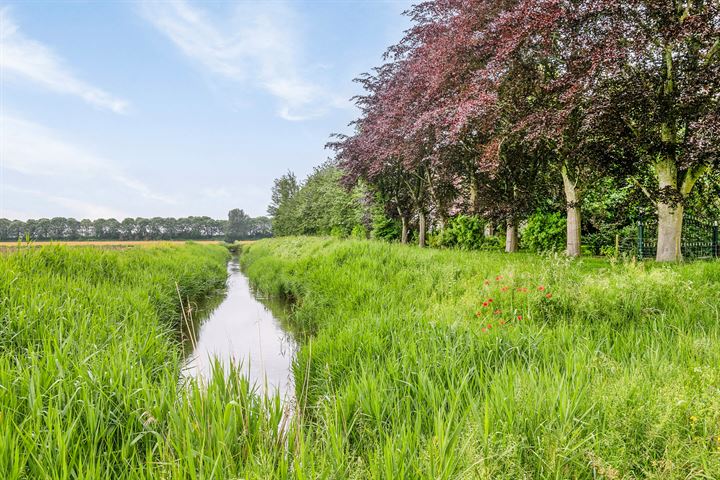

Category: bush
[329, 226, 346, 238]
[370, 210, 401, 241]
[438, 215, 486, 250]
[521, 211, 566, 253]
[351, 224, 368, 239]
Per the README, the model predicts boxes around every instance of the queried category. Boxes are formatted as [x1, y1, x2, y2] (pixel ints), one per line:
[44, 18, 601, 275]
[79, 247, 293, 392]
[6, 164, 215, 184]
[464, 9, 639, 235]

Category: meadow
[0, 244, 289, 479]
[3, 239, 720, 479]
[241, 237, 720, 479]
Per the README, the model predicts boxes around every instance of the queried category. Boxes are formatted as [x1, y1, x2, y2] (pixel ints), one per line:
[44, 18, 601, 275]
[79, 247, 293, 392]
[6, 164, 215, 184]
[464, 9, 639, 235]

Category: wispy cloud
[0, 8, 129, 114]
[140, 0, 346, 121]
[0, 115, 176, 206]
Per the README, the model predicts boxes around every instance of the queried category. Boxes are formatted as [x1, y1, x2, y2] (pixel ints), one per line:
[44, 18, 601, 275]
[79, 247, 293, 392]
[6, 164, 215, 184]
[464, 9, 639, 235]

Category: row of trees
[268, 164, 371, 237]
[0, 210, 271, 242]
[329, 0, 719, 261]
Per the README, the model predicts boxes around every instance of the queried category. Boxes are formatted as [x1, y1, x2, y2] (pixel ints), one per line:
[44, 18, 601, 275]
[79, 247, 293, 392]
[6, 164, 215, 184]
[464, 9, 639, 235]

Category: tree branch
[630, 177, 658, 206]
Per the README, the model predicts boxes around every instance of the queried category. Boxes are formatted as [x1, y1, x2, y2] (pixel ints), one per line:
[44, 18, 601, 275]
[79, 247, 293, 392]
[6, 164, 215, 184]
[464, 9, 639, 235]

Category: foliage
[350, 224, 368, 239]
[241, 237, 720, 478]
[0, 211, 271, 242]
[521, 211, 567, 253]
[224, 209, 270, 242]
[329, 0, 719, 259]
[436, 215, 485, 250]
[269, 164, 372, 237]
[370, 207, 401, 241]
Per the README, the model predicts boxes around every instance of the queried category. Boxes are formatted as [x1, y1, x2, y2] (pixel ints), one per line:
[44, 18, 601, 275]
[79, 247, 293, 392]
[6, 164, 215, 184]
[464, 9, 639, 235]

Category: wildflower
[499, 320, 506, 325]
[495, 275, 503, 281]
[481, 327, 487, 332]
[475, 311, 482, 317]
[494, 309, 502, 315]
[545, 293, 552, 299]
[538, 286, 546, 291]
[517, 287, 528, 293]
[482, 301, 489, 307]
[484, 280, 490, 285]
[690, 415, 698, 424]
[517, 315, 523, 320]
[487, 324, 492, 329]
[488, 298, 494, 303]
[501, 286, 509, 292]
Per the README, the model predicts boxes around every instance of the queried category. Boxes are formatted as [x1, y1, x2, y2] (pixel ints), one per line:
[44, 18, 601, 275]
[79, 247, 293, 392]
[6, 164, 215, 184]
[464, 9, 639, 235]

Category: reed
[4, 238, 720, 478]
[241, 237, 720, 479]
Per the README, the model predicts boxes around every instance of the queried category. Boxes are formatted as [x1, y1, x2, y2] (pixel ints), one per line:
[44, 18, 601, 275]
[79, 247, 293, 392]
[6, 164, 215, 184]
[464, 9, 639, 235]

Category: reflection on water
[181, 257, 296, 400]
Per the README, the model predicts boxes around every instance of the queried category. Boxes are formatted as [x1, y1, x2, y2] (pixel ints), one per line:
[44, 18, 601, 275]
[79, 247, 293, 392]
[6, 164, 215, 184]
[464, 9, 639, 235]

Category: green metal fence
[623, 214, 719, 260]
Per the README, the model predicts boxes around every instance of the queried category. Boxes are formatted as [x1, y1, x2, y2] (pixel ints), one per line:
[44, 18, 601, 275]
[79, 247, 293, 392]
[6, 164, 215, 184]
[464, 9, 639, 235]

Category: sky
[0, 0, 412, 220]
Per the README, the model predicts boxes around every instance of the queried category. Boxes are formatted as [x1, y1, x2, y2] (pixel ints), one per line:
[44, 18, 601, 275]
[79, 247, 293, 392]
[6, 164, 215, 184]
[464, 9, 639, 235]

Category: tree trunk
[400, 215, 409, 245]
[484, 223, 494, 237]
[469, 175, 479, 215]
[418, 212, 426, 248]
[656, 201, 684, 262]
[437, 212, 447, 231]
[505, 218, 518, 253]
[655, 159, 683, 262]
[561, 164, 582, 258]
[653, 158, 706, 262]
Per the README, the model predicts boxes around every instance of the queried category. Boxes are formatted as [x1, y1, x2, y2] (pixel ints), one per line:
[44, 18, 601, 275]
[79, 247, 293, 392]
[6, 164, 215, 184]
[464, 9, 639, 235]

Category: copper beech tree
[333, 0, 718, 261]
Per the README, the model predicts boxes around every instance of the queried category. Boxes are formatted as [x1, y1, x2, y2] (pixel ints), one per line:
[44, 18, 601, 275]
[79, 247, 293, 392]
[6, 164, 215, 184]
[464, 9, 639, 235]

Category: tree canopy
[0, 211, 271, 242]
[331, 0, 719, 261]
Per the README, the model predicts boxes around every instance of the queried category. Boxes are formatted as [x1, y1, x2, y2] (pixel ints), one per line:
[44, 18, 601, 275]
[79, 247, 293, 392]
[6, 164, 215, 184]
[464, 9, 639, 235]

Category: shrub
[329, 226, 346, 238]
[521, 211, 566, 253]
[438, 215, 486, 250]
[371, 210, 401, 241]
[351, 224, 368, 239]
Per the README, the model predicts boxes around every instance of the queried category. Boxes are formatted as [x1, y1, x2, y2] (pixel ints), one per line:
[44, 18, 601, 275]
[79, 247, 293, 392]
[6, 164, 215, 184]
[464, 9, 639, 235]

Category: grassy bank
[0, 244, 291, 479]
[242, 237, 720, 479]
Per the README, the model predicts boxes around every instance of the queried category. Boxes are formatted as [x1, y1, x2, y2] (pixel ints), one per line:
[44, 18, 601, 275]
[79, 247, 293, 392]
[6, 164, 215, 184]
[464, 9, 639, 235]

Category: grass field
[0, 243, 291, 479]
[0, 240, 222, 249]
[241, 237, 720, 479]
[4, 238, 720, 478]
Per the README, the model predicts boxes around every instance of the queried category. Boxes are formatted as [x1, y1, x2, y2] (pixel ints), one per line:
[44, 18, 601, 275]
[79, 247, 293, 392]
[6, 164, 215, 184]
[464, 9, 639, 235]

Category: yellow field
[0, 240, 258, 253]
[0, 240, 219, 246]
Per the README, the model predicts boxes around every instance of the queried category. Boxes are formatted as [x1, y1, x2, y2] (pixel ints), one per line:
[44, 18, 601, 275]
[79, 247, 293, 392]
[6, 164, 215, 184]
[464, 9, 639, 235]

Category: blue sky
[0, 0, 412, 220]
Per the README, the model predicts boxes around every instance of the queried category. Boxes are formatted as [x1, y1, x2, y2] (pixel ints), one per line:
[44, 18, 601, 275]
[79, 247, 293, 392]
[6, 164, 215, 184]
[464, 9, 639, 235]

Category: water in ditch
[180, 257, 297, 400]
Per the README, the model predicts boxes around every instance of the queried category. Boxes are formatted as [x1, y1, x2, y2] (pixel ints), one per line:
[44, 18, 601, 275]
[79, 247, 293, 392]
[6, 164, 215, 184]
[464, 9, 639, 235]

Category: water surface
[181, 258, 296, 399]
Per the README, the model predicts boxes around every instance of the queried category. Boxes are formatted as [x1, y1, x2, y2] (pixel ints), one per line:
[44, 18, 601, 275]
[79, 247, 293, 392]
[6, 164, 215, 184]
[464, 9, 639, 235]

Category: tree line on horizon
[0, 209, 271, 242]
[324, 0, 719, 262]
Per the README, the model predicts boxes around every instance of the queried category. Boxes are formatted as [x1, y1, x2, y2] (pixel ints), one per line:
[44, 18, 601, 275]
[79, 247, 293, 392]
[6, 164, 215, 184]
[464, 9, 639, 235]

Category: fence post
[637, 215, 644, 260]
[713, 221, 719, 258]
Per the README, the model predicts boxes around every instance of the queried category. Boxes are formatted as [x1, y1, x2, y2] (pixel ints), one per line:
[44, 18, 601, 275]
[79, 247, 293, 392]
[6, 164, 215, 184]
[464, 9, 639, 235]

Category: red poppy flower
[501, 286, 509, 292]
[499, 320, 506, 325]
[487, 324, 492, 329]
[538, 286, 546, 291]
[488, 298, 493, 303]
[545, 293, 552, 299]
[495, 275, 503, 281]
[494, 309, 501, 315]
[482, 301, 489, 307]
[517, 315, 523, 320]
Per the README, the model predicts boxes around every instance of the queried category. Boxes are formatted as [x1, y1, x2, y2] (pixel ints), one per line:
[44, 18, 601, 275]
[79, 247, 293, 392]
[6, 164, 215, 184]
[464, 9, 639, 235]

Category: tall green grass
[4, 239, 720, 478]
[0, 244, 294, 479]
[241, 237, 720, 479]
